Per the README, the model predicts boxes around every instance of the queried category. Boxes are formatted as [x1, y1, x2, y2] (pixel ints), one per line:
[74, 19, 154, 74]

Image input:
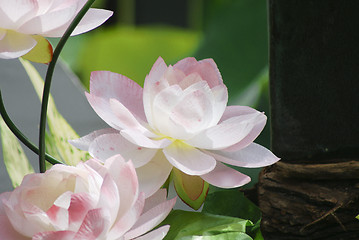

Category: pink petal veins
[168, 81, 214, 136]
[121, 129, 171, 149]
[97, 174, 120, 225]
[143, 57, 169, 126]
[88, 133, 157, 167]
[135, 152, 173, 198]
[163, 143, 216, 175]
[208, 143, 280, 168]
[109, 98, 152, 135]
[108, 192, 145, 238]
[173, 58, 223, 88]
[74, 208, 110, 239]
[0, 193, 28, 240]
[132, 225, 170, 240]
[86, 93, 124, 130]
[69, 128, 118, 151]
[125, 196, 176, 239]
[33, 231, 76, 240]
[90, 71, 146, 121]
[200, 162, 251, 188]
[18, 4, 78, 35]
[213, 106, 267, 151]
[104, 157, 139, 218]
[142, 189, 168, 214]
[70, 8, 113, 36]
[186, 112, 265, 150]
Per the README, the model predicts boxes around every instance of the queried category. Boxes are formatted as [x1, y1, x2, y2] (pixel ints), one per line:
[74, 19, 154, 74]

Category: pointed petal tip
[201, 162, 251, 189]
[209, 143, 281, 168]
[70, 9, 114, 36]
[146, 56, 168, 79]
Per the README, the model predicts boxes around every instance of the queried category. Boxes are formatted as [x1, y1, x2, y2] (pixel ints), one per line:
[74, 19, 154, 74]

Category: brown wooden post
[258, 1, 359, 239]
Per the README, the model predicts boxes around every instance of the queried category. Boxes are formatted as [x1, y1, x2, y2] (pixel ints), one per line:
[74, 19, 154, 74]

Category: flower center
[152, 131, 193, 148]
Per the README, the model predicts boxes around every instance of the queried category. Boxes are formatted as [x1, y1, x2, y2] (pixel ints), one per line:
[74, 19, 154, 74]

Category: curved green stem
[0, 90, 62, 165]
[39, 0, 96, 173]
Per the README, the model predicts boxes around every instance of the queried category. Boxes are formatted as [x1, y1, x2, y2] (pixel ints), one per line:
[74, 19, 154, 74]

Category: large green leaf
[160, 210, 253, 240]
[203, 190, 261, 221]
[0, 118, 34, 188]
[181, 232, 252, 240]
[76, 26, 201, 89]
[20, 59, 90, 166]
[203, 190, 262, 239]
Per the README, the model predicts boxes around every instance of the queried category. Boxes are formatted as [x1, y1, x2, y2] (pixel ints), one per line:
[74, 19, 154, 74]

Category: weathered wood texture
[259, 1, 359, 238]
[259, 161, 359, 239]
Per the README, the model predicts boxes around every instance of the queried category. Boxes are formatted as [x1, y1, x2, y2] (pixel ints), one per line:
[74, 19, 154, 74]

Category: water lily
[0, 0, 112, 62]
[71, 57, 279, 208]
[0, 156, 176, 239]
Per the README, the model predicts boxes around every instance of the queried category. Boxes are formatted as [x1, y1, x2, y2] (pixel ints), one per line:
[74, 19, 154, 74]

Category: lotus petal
[200, 162, 251, 188]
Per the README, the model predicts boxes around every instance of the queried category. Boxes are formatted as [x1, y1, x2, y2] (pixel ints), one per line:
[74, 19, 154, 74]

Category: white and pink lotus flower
[0, 155, 176, 240]
[71, 57, 280, 208]
[0, 0, 112, 61]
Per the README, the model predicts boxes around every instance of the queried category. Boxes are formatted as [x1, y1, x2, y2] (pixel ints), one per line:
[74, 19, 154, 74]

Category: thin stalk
[0, 90, 62, 165]
[39, 0, 96, 173]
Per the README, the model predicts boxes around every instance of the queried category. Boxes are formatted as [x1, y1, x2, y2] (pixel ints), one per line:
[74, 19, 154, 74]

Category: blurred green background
[53, 0, 270, 188]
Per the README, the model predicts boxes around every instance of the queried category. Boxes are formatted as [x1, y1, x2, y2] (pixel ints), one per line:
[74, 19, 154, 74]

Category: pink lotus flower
[0, 0, 112, 59]
[71, 57, 280, 199]
[0, 156, 176, 239]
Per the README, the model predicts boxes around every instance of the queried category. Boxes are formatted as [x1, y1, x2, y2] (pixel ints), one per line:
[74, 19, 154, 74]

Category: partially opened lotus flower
[0, 0, 112, 62]
[71, 57, 280, 209]
[0, 156, 176, 239]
